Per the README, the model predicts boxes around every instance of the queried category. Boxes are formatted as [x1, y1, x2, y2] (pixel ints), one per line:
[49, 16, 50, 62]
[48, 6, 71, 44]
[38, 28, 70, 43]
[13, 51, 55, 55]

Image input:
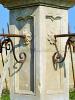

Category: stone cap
[0, 0, 75, 9]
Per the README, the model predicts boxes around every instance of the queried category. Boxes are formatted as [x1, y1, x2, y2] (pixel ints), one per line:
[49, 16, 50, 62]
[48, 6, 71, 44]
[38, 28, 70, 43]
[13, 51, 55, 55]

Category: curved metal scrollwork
[1, 31, 31, 63]
[0, 24, 32, 92]
[52, 37, 70, 67]
[1, 37, 26, 64]
[0, 23, 32, 79]
[48, 34, 75, 88]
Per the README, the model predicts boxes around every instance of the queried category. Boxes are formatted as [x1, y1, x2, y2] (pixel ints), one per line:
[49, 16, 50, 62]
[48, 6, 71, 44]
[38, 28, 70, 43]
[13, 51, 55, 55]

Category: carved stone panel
[14, 17, 34, 94]
[45, 8, 68, 94]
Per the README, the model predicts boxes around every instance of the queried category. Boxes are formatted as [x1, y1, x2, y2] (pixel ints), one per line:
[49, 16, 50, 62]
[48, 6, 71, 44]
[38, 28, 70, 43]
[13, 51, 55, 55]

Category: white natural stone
[9, 6, 69, 100]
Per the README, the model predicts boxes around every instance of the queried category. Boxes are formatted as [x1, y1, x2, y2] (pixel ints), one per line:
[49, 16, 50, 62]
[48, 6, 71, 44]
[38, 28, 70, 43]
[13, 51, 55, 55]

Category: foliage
[0, 89, 10, 100]
[69, 90, 75, 100]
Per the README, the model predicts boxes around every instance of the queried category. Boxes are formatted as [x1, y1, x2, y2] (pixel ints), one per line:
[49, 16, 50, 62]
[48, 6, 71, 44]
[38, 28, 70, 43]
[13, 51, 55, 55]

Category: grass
[0, 89, 10, 100]
[0, 88, 74, 100]
[69, 90, 75, 100]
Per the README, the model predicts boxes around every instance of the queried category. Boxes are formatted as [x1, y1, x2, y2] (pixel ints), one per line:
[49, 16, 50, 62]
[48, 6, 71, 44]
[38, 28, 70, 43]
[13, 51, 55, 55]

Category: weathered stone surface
[9, 5, 69, 100]
[0, 0, 75, 9]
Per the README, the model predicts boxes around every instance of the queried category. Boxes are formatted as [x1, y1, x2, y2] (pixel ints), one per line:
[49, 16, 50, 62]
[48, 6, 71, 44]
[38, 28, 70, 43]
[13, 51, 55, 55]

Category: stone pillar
[9, 7, 68, 100]
[0, 0, 74, 100]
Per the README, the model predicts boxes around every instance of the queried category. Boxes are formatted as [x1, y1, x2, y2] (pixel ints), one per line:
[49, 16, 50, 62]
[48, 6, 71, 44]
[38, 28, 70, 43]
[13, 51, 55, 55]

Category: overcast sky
[0, 4, 75, 33]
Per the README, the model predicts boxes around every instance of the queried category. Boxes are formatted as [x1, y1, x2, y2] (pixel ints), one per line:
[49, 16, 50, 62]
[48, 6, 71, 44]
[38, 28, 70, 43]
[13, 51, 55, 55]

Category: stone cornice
[0, 0, 75, 10]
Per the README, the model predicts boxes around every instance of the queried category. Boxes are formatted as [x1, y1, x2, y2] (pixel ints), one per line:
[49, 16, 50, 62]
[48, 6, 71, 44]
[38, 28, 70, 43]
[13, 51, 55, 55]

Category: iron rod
[0, 34, 25, 38]
[54, 34, 75, 38]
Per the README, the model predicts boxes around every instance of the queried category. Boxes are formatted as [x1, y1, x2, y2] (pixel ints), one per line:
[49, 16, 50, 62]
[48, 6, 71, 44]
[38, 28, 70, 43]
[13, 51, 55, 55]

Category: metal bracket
[48, 33, 75, 88]
[0, 24, 32, 65]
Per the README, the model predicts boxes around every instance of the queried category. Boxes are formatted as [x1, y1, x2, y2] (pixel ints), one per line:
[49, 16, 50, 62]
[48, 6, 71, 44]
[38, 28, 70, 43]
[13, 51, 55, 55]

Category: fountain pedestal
[0, 0, 74, 100]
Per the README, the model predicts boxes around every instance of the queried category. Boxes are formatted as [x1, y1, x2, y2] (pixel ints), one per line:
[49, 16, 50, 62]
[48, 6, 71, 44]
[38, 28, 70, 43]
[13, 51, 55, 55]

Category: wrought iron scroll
[0, 24, 32, 66]
[48, 34, 75, 88]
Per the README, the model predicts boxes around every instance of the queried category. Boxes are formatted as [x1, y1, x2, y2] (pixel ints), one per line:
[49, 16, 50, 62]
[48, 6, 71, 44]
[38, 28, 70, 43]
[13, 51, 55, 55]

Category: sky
[0, 4, 75, 33]
[69, 6, 75, 33]
[0, 4, 9, 33]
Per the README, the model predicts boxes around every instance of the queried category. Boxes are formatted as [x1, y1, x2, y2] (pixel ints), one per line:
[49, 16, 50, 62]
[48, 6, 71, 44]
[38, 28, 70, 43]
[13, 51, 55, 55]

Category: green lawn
[69, 90, 75, 100]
